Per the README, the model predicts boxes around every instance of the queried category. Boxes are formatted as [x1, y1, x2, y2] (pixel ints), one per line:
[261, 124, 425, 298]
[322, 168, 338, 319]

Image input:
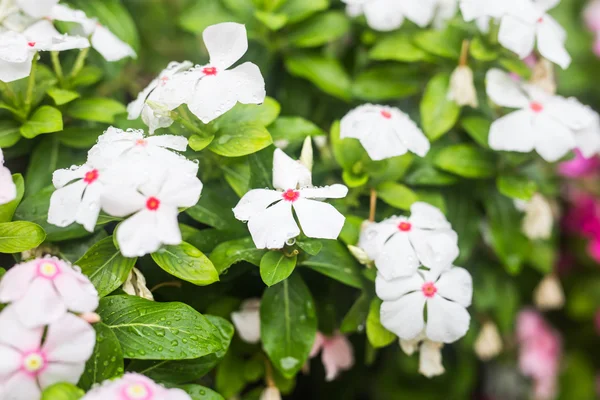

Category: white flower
[515, 193, 554, 240]
[433, 0, 459, 29]
[358, 202, 459, 280]
[49, 4, 136, 62]
[474, 321, 503, 361]
[572, 112, 600, 159]
[459, 0, 531, 21]
[127, 61, 193, 134]
[376, 266, 472, 343]
[448, 65, 478, 108]
[15, 0, 58, 19]
[533, 274, 565, 311]
[233, 149, 348, 250]
[342, 0, 438, 31]
[399, 332, 446, 378]
[231, 298, 261, 344]
[122, 267, 154, 301]
[340, 104, 430, 161]
[486, 69, 596, 162]
[157, 22, 266, 124]
[0, 148, 16, 205]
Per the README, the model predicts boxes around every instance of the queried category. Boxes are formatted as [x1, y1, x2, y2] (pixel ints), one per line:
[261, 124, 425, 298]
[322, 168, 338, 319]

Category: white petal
[233, 189, 283, 221]
[498, 15, 536, 59]
[75, 183, 103, 232]
[485, 69, 529, 108]
[536, 0, 560, 13]
[116, 210, 162, 257]
[145, 134, 188, 152]
[374, 232, 420, 279]
[155, 206, 184, 247]
[53, 273, 99, 314]
[409, 229, 459, 272]
[357, 219, 401, 261]
[409, 202, 451, 230]
[52, 165, 90, 188]
[272, 148, 312, 190]
[24, 20, 89, 52]
[393, 113, 430, 157]
[537, 18, 571, 69]
[228, 62, 266, 105]
[299, 184, 348, 199]
[380, 292, 426, 340]
[401, 0, 436, 27]
[0, 166, 17, 205]
[187, 73, 237, 124]
[247, 200, 299, 250]
[38, 362, 86, 388]
[0, 345, 21, 377]
[203, 22, 248, 69]
[375, 273, 423, 301]
[435, 267, 473, 307]
[43, 313, 95, 363]
[293, 198, 345, 240]
[2, 372, 41, 400]
[127, 78, 158, 119]
[14, 278, 66, 327]
[0, 31, 29, 63]
[545, 97, 596, 131]
[363, 0, 404, 31]
[16, 0, 58, 18]
[0, 261, 37, 303]
[231, 299, 261, 344]
[141, 105, 174, 134]
[0, 53, 33, 83]
[425, 296, 470, 343]
[489, 110, 536, 153]
[101, 187, 146, 217]
[49, 4, 91, 28]
[533, 115, 576, 162]
[47, 180, 87, 228]
[574, 117, 600, 158]
[418, 341, 445, 378]
[0, 305, 44, 352]
[460, 0, 507, 20]
[91, 24, 136, 62]
[159, 175, 202, 208]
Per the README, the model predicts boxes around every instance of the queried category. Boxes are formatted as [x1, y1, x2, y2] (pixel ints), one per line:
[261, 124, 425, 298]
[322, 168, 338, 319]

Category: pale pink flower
[585, 0, 600, 32]
[0, 257, 98, 328]
[309, 332, 354, 381]
[0, 306, 95, 400]
[81, 373, 191, 400]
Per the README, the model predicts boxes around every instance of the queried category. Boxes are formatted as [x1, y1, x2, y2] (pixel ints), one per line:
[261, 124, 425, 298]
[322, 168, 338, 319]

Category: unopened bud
[260, 387, 281, 400]
[520, 194, 554, 240]
[419, 341, 445, 378]
[122, 267, 154, 301]
[534, 274, 565, 311]
[531, 58, 556, 95]
[80, 312, 101, 324]
[474, 321, 503, 361]
[347, 245, 370, 265]
[299, 136, 313, 172]
[448, 65, 478, 108]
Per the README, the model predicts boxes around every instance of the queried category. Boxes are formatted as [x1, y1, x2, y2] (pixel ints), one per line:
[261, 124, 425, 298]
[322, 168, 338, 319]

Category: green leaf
[67, 98, 127, 124]
[497, 175, 538, 201]
[215, 352, 247, 398]
[261, 274, 317, 378]
[152, 242, 219, 286]
[296, 239, 322, 256]
[98, 295, 225, 360]
[300, 240, 363, 288]
[499, 58, 532, 80]
[77, 237, 137, 297]
[254, 10, 288, 30]
[0, 174, 24, 222]
[0, 221, 45, 253]
[56, 126, 103, 149]
[260, 251, 297, 286]
[209, 237, 266, 274]
[41, 383, 84, 400]
[248, 146, 275, 189]
[461, 116, 491, 148]
[470, 37, 498, 61]
[212, 98, 280, 130]
[340, 293, 371, 334]
[20, 106, 63, 139]
[209, 123, 272, 157]
[285, 54, 351, 101]
[78, 323, 124, 390]
[46, 87, 80, 105]
[0, 120, 21, 148]
[366, 298, 396, 348]
[189, 134, 215, 151]
[185, 186, 243, 231]
[433, 144, 496, 178]
[288, 11, 350, 48]
[70, 66, 103, 87]
[179, 0, 239, 34]
[413, 28, 462, 59]
[179, 385, 225, 400]
[329, 120, 366, 170]
[269, 117, 325, 145]
[405, 163, 459, 186]
[277, 0, 328, 23]
[420, 73, 461, 140]
[352, 65, 420, 101]
[369, 32, 427, 62]
[376, 182, 419, 210]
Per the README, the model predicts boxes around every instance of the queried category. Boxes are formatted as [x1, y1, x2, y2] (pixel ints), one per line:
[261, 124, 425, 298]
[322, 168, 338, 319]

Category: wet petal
[425, 295, 470, 343]
[44, 313, 95, 363]
[293, 198, 345, 240]
[203, 22, 248, 69]
[380, 292, 426, 340]
[233, 189, 283, 222]
[247, 200, 299, 249]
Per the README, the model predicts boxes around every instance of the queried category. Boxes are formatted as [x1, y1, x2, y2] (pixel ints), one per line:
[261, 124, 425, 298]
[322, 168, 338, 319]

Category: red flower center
[398, 221, 412, 232]
[282, 189, 300, 202]
[380, 110, 392, 119]
[537, 17, 544, 23]
[83, 169, 99, 184]
[421, 282, 437, 298]
[530, 102, 544, 113]
[27, 42, 35, 47]
[135, 139, 147, 146]
[159, 76, 169, 86]
[146, 197, 160, 211]
[202, 67, 217, 76]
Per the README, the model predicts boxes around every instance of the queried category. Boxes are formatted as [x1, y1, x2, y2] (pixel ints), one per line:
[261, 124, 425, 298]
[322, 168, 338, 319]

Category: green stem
[0, 80, 18, 106]
[24, 55, 37, 116]
[69, 47, 90, 79]
[50, 52, 64, 85]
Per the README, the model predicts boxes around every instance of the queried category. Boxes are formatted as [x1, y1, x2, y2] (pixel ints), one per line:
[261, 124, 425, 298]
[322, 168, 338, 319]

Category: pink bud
[80, 312, 101, 324]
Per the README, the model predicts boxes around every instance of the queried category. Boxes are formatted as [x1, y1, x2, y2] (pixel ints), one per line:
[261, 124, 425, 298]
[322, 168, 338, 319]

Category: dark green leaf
[352, 65, 420, 101]
[288, 11, 350, 48]
[209, 237, 266, 274]
[179, 385, 225, 400]
[461, 116, 491, 148]
[209, 123, 272, 157]
[497, 175, 538, 201]
[46, 87, 80, 105]
[260, 251, 297, 286]
[285, 54, 351, 101]
[433, 144, 496, 178]
[0, 120, 21, 148]
[366, 298, 395, 348]
[78, 323, 124, 390]
[340, 292, 371, 334]
[151, 242, 219, 286]
[369, 32, 427, 62]
[300, 240, 363, 288]
[420, 73, 461, 140]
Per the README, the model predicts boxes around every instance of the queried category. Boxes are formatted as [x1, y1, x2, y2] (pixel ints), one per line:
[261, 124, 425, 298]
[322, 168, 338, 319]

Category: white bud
[122, 267, 154, 301]
[534, 274, 565, 311]
[79, 312, 101, 324]
[448, 65, 478, 108]
[313, 135, 328, 150]
[474, 321, 503, 361]
[399, 331, 427, 355]
[274, 139, 290, 149]
[520, 193, 554, 240]
[531, 58, 556, 95]
[299, 136, 313, 172]
[260, 387, 281, 400]
[419, 341, 445, 378]
[347, 245, 371, 265]
[231, 298, 261, 344]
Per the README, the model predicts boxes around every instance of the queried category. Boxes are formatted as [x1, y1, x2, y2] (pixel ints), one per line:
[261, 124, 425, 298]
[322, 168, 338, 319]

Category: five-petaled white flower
[0, 257, 99, 327]
[358, 202, 459, 280]
[376, 266, 473, 343]
[157, 22, 266, 124]
[0, 148, 16, 205]
[81, 373, 191, 400]
[233, 149, 348, 250]
[342, 0, 438, 31]
[0, 306, 95, 400]
[340, 104, 430, 161]
[486, 69, 596, 162]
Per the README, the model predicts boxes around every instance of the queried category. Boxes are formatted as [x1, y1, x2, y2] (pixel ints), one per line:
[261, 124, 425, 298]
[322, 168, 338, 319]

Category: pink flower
[0, 257, 98, 327]
[0, 306, 95, 400]
[309, 332, 354, 381]
[81, 373, 191, 400]
[558, 149, 600, 177]
[585, 0, 600, 32]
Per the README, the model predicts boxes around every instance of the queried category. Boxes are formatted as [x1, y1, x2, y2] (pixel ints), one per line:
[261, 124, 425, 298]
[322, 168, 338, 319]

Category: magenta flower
[0, 306, 95, 400]
[0, 257, 98, 327]
[558, 149, 600, 177]
[81, 373, 191, 400]
[309, 332, 354, 381]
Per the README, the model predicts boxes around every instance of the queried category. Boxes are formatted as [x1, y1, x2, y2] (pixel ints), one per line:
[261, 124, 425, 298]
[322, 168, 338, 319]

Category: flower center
[27, 42, 35, 47]
[202, 67, 217, 76]
[83, 169, 99, 184]
[421, 282, 437, 298]
[282, 189, 300, 202]
[36, 261, 60, 279]
[21, 351, 46, 375]
[122, 382, 152, 400]
[530, 102, 544, 113]
[537, 17, 543, 23]
[146, 197, 160, 211]
[159, 76, 169, 86]
[398, 221, 412, 232]
[380, 110, 392, 119]
[135, 139, 148, 146]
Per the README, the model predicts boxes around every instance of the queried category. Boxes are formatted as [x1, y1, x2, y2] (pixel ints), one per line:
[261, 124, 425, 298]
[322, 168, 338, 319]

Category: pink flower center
[159, 76, 169, 86]
[537, 17, 544, 23]
[421, 282, 437, 298]
[398, 221, 412, 232]
[282, 189, 300, 202]
[27, 42, 35, 47]
[380, 110, 392, 119]
[530, 102, 544, 113]
[36, 260, 61, 279]
[202, 67, 217, 76]
[121, 382, 153, 400]
[135, 139, 148, 146]
[146, 197, 160, 211]
[83, 169, 99, 184]
[21, 351, 46, 376]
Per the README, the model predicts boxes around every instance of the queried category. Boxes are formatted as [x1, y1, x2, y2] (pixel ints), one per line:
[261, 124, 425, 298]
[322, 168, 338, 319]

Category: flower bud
[448, 65, 478, 108]
[80, 312, 101, 324]
[519, 194, 554, 240]
[419, 341, 445, 378]
[474, 321, 503, 361]
[531, 58, 556, 95]
[260, 387, 281, 400]
[299, 136, 313, 172]
[122, 267, 154, 301]
[347, 245, 370, 265]
[231, 298, 261, 344]
[534, 274, 565, 311]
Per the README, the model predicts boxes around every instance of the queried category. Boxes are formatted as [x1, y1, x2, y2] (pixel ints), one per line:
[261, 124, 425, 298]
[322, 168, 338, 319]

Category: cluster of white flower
[0, 148, 16, 205]
[0, 257, 98, 399]
[358, 202, 473, 377]
[47, 127, 202, 257]
[127, 22, 266, 133]
[0, 0, 135, 82]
